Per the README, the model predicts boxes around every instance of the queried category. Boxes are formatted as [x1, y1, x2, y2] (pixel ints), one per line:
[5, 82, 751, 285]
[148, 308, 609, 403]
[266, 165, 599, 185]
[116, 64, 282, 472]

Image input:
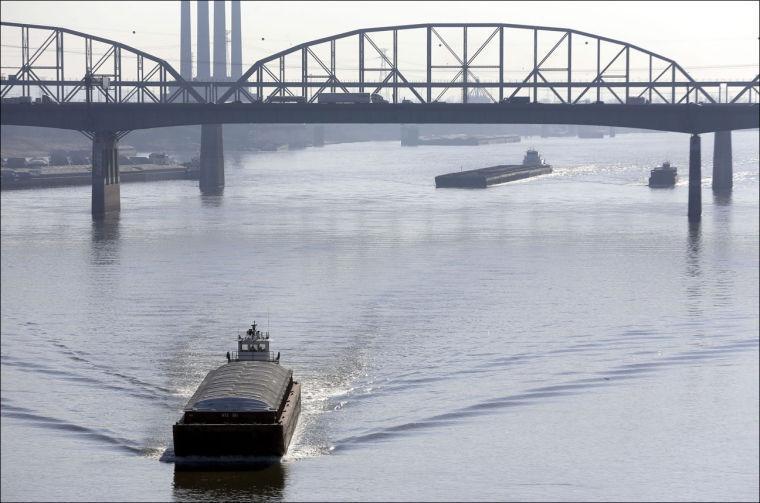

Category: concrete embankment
[1, 164, 198, 190]
[435, 164, 552, 188]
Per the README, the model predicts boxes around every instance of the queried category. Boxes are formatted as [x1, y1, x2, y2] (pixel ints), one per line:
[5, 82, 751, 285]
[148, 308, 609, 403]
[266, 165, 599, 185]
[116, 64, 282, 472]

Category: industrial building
[180, 0, 243, 81]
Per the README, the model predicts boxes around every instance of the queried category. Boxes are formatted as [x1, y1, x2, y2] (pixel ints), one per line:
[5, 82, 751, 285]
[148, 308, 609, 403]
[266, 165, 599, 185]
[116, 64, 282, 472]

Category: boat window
[241, 344, 248, 351]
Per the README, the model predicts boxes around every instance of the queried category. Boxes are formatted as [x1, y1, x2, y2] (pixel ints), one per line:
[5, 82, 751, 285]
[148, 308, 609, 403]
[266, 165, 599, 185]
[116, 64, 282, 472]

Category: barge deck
[435, 164, 552, 188]
[435, 149, 552, 188]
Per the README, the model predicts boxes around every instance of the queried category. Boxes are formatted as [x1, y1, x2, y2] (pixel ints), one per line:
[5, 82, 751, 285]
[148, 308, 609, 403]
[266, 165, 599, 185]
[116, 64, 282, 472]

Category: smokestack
[196, 0, 210, 80]
[213, 0, 227, 81]
[231, 0, 242, 79]
[180, 0, 192, 80]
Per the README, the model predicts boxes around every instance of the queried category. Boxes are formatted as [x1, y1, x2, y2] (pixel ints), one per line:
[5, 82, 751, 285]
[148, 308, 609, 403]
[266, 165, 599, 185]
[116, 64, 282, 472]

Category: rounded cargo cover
[184, 361, 292, 412]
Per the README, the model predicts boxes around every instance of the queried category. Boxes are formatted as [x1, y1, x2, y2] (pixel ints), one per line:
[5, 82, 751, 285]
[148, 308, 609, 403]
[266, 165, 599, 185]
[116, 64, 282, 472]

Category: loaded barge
[414, 134, 520, 146]
[173, 322, 301, 459]
[435, 149, 552, 188]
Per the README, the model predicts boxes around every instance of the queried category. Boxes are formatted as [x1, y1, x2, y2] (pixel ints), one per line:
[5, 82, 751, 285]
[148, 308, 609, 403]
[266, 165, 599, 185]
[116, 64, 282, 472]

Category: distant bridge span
[0, 20, 757, 221]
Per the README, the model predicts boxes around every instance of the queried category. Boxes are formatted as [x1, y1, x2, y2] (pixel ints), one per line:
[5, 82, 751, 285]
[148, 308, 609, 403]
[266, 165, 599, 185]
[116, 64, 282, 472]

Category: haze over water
[1, 131, 758, 501]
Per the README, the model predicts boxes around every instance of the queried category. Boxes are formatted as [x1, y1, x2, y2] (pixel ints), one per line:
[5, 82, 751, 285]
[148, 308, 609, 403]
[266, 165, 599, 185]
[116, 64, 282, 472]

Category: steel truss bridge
[1, 20, 757, 222]
[1, 21, 758, 109]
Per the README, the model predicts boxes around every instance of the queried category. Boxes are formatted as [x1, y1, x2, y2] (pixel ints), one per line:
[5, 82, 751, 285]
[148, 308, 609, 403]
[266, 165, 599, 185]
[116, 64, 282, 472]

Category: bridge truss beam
[0, 21, 204, 106]
[1, 22, 757, 107]
[214, 23, 757, 106]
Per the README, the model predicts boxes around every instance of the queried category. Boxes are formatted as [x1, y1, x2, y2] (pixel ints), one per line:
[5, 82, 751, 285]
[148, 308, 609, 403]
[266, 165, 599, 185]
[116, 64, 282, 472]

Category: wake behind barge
[173, 323, 301, 458]
[435, 149, 552, 188]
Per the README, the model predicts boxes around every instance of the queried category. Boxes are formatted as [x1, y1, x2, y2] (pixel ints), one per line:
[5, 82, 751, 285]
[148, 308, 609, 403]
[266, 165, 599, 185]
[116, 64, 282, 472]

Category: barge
[648, 161, 677, 188]
[1, 163, 198, 190]
[435, 149, 552, 188]
[414, 134, 520, 146]
[173, 322, 301, 459]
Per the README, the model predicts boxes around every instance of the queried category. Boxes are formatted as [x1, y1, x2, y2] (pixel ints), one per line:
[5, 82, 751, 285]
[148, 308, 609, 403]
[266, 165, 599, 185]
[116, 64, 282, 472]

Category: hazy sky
[1, 1, 758, 81]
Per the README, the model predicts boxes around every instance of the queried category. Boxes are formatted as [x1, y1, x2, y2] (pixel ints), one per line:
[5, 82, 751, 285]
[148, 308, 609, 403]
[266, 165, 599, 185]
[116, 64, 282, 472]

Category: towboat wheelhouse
[522, 149, 548, 168]
[231, 322, 280, 363]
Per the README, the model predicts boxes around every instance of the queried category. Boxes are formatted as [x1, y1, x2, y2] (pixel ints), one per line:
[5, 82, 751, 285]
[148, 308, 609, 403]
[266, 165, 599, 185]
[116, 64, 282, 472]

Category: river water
[1, 130, 758, 502]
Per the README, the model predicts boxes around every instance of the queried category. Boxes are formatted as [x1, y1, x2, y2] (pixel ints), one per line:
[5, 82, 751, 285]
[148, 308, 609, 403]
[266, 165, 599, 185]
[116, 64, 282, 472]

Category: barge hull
[173, 382, 301, 458]
[435, 165, 552, 188]
[648, 175, 677, 188]
[648, 181, 676, 188]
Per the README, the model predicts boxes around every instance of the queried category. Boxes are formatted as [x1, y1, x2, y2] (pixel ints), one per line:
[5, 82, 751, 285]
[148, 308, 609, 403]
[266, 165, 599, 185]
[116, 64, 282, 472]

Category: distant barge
[414, 134, 520, 146]
[1, 164, 198, 190]
[173, 322, 301, 459]
[435, 149, 552, 188]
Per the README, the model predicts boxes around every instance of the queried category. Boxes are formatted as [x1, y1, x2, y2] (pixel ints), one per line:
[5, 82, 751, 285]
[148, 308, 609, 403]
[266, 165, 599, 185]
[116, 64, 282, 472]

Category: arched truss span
[220, 23, 758, 105]
[0, 21, 204, 103]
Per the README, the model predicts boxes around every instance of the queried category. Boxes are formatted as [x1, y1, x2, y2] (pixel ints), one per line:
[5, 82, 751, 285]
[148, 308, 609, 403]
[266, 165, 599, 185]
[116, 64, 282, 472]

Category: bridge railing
[3, 78, 757, 105]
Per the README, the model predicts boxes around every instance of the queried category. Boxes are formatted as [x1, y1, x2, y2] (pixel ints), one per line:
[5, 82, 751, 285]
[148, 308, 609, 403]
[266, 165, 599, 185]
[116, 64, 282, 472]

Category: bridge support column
[313, 125, 325, 147]
[688, 134, 702, 222]
[712, 130, 732, 193]
[400, 125, 419, 146]
[200, 124, 224, 194]
[91, 131, 120, 219]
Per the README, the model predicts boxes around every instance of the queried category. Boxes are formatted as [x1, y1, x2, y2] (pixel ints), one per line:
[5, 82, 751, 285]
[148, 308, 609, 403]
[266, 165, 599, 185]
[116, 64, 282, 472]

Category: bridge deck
[1, 103, 757, 134]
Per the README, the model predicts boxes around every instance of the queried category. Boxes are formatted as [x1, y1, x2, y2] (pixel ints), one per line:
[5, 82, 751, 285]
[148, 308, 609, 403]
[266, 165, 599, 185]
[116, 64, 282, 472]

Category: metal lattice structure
[217, 23, 759, 105]
[1, 21, 757, 107]
[0, 21, 204, 104]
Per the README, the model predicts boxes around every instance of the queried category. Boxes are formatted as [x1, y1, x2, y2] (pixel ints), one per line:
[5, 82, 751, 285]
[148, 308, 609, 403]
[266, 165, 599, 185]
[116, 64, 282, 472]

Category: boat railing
[229, 350, 279, 362]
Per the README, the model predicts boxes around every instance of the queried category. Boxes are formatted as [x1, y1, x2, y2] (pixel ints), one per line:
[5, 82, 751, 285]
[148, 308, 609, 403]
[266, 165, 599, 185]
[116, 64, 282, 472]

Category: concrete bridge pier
[712, 130, 733, 193]
[91, 131, 120, 219]
[313, 125, 325, 147]
[688, 134, 702, 222]
[200, 124, 225, 194]
[400, 125, 419, 146]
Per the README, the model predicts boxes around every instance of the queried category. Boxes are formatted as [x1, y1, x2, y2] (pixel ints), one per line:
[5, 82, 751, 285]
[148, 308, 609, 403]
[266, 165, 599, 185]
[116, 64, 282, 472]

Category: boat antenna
[267, 310, 270, 334]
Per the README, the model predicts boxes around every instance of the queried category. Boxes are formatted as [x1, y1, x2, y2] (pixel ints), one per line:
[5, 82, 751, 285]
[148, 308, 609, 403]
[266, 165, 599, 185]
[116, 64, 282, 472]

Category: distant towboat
[648, 161, 677, 188]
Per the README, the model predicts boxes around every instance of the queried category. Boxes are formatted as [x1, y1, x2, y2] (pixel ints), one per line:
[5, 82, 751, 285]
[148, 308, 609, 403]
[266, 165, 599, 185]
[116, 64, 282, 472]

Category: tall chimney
[231, 0, 242, 79]
[180, 0, 192, 80]
[196, 0, 210, 80]
[213, 0, 227, 81]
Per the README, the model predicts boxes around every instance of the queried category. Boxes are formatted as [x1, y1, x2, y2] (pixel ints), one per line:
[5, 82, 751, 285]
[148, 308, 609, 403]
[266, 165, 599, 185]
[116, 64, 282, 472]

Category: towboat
[648, 161, 677, 188]
[173, 322, 301, 458]
[522, 149, 550, 168]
